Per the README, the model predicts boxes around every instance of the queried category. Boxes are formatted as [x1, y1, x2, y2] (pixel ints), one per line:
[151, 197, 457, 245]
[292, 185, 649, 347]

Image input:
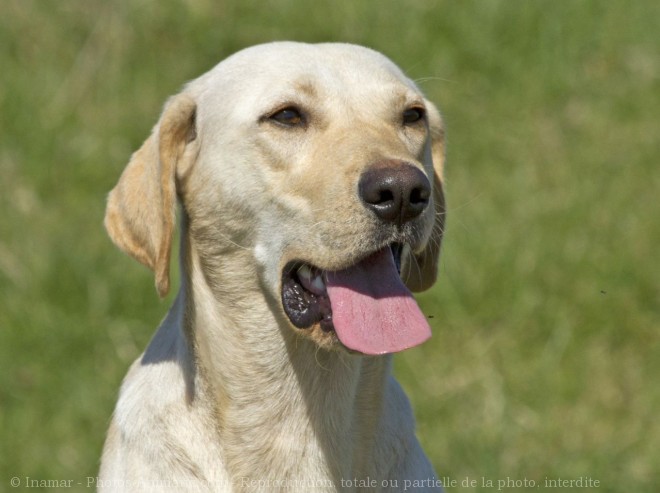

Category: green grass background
[1, 1, 658, 491]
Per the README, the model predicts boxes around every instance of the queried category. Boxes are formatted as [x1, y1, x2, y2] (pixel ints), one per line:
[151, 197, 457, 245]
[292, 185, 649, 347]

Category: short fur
[100, 42, 446, 492]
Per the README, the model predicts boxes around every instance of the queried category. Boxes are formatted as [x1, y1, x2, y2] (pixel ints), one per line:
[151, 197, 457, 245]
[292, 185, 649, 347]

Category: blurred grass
[0, 0, 658, 491]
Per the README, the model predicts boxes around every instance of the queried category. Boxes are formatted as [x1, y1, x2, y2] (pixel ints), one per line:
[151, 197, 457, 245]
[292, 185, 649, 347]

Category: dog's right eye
[403, 107, 426, 125]
[268, 107, 305, 127]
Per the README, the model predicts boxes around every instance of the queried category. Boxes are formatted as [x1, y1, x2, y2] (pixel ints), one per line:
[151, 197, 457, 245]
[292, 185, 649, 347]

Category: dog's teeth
[297, 264, 312, 282]
[296, 264, 326, 294]
[311, 275, 326, 293]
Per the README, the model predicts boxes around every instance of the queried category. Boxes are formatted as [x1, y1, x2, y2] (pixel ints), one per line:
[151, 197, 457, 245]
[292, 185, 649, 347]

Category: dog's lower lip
[281, 262, 333, 331]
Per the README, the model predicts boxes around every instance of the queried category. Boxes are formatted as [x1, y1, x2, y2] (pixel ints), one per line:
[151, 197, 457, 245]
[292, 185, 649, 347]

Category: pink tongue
[325, 248, 432, 355]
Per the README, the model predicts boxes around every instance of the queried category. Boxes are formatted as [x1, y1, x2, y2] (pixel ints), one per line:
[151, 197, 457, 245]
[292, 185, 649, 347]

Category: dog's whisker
[313, 345, 332, 372]
[414, 75, 456, 85]
[444, 192, 484, 213]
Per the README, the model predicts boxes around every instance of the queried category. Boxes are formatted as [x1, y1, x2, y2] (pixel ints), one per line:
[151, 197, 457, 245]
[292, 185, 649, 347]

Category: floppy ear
[403, 100, 446, 292]
[104, 94, 197, 298]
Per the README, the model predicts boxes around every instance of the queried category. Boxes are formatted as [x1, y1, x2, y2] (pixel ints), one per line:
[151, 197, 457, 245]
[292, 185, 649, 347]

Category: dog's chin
[280, 243, 406, 352]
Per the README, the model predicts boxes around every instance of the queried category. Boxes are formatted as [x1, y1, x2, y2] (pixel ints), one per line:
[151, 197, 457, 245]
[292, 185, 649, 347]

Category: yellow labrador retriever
[100, 42, 446, 492]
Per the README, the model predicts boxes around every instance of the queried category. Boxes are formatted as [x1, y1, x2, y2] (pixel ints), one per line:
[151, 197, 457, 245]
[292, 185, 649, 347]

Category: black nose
[358, 160, 431, 224]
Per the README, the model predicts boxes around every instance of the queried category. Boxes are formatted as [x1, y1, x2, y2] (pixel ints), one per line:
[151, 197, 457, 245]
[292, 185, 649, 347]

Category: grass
[1, 0, 658, 491]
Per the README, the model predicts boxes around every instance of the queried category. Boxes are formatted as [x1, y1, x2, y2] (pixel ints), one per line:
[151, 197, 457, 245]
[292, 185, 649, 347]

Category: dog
[100, 42, 446, 492]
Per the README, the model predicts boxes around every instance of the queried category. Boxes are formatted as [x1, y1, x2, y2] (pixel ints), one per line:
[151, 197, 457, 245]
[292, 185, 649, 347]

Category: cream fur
[100, 42, 446, 492]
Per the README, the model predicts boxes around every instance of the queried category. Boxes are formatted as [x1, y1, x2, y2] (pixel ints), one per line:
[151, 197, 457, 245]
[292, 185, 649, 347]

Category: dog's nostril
[377, 190, 395, 204]
[359, 161, 431, 224]
[410, 186, 430, 206]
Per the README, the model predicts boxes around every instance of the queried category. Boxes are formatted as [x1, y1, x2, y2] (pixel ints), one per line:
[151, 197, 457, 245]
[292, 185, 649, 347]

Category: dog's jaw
[279, 244, 432, 355]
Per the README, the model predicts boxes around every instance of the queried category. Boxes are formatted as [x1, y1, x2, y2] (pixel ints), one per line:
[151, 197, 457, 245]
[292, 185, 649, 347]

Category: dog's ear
[104, 94, 197, 298]
[403, 100, 446, 292]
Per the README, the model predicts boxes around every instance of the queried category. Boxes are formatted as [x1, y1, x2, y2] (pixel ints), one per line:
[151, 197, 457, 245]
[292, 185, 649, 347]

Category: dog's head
[105, 42, 446, 355]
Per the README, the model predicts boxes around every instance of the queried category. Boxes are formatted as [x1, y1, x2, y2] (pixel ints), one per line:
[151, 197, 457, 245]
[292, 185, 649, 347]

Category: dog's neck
[177, 225, 392, 485]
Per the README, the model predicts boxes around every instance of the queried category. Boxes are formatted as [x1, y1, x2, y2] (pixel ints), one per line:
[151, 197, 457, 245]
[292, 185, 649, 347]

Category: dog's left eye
[403, 107, 426, 125]
[269, 107, 305, 127]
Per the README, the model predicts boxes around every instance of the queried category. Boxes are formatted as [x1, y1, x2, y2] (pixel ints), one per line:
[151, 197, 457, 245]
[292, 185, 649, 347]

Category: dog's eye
[269, 107, 305, 127]
[403, 107, 426, 125]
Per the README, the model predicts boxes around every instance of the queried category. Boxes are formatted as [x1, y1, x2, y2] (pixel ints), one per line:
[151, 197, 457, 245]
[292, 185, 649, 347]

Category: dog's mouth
[281, 244, 431, 355]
